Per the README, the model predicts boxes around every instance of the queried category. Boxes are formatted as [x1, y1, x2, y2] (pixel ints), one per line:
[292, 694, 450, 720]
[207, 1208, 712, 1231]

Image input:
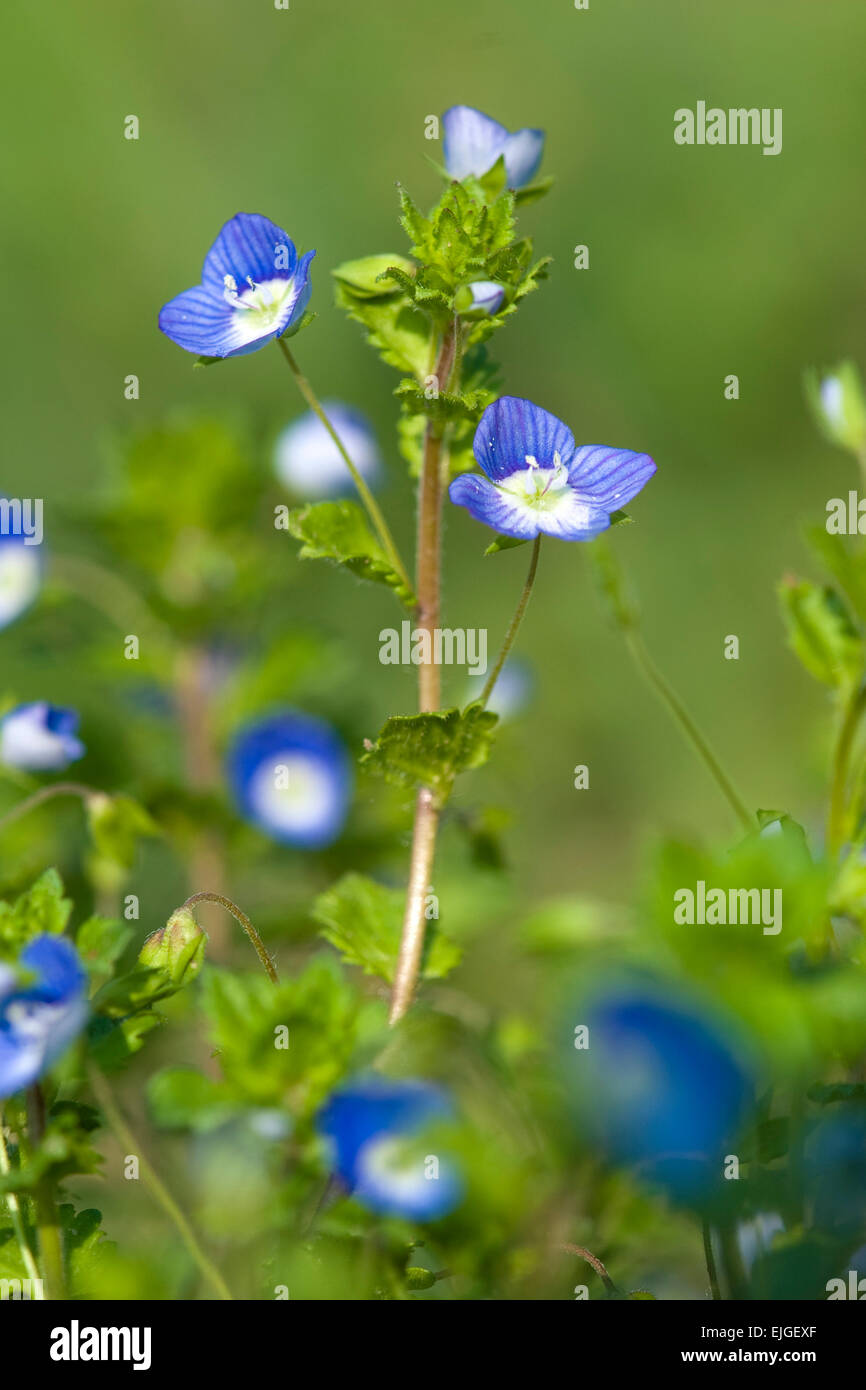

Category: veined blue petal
[0, 934, 88, 1100]
[201, 213, 298, 296]
[449, 473, 541, 539]
[158, 214, 315, 359]
[473, 396, 576, 481]
[0, 702, 85, 772]
[568, 444, 657, 510]
[501, 128, 545, 187]
[275, 402, 381, 499]
[442, 106, 544, 189]
[442, 105, 509, 180]
[227, 711, 350, 849]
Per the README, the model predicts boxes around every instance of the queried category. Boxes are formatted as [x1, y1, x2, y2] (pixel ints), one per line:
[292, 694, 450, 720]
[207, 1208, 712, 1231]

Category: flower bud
[805, 362, 866, 456]
[455, 280, 505, 316]
[138, 907, 205, 993]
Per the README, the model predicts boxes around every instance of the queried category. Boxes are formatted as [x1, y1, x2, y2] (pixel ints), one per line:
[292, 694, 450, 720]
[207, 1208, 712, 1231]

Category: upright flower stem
[389, 322, 458, 1026]
[478, 536, 541, 709]
[86, 1064, 232, 1301]
[25, 1085, 65, 1300]
[827, 682, 866, 856]
[277, 338, 413, 598]
[624, 626, 753, 833]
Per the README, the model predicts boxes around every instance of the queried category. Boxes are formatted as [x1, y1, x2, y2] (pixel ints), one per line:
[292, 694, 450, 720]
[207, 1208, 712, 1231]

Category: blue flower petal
[0, 702, 85, 771]
[568, 444, 657, 511]
[159, 214, 315, 359]
[448, 473, 541, 539]
[442, 107, 544, 189]
[501, 128, 545, 187]
[201, 213, 298, 296]
[227, 711, 350, 848]
[274, 402, 382, 499]
[0, 934, 88, 1099]
[473, 396, 576, 481]
[318, 1078, 462, 1221]
[442, 105, 509, 180]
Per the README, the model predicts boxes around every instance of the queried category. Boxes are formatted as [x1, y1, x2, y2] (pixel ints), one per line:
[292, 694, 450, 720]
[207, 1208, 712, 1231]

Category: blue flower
[449, 396, 656, 541]
[318, 1077, 463, 1221]
[274, 403, 382, 499]
[568, 984, 751, 1203]
[159, 213, 315, 359]
[0, 935, 88, 1099]
[0, 703, 85, 772]
[442, 106, 544, 189]
[0, 521, 41, 632]
[459, 281, 505, 316]
[227, 711, 350, 849]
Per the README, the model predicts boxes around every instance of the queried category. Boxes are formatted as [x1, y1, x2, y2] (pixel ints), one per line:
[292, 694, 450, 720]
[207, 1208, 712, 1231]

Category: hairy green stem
[182, 891, 279, 984]
[87, 1063, 232, 1300]
[702, 1220, 722, 1301]
[0, 1113, 43, 1295]
[389, 322, 459, 1025]
[827, 682, 866, 856]
[277, 338, 413, 598]
[478, 536, 541, 709]
[25, 1086, 65, 1300]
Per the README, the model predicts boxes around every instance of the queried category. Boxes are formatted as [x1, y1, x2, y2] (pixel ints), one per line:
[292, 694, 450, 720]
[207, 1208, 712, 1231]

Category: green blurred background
[4, 0, 865, 902]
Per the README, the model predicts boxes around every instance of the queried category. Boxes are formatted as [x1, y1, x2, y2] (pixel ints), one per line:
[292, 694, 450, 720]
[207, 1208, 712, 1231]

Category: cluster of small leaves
[311, 872, 461, 983]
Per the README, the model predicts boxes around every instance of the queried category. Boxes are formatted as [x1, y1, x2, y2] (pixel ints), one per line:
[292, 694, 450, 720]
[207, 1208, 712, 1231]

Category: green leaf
[0, 868, 72, 957]
[514, 176, 555, 206]
[484, 534, 528, 556]
[778, 578, 862, 687]
[334, 280, 430, 378]
[332, 253, 416, 298]
[361, 703, 498, 801]
[85, 1011, 163, 1072]
[807, 1082, 866, 1105]
[147, 1067, 239, 1132]
[289, 500, 415, 606]
[76, 916, 134, 977]
[311, 872, 462, 984]
[395, 378, 493, 424]
[91, 965, 173, 1017]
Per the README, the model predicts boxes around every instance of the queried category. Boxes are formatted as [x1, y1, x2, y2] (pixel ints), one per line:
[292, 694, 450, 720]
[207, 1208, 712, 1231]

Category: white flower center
[498, 451, 572, 512]
[223, 274, 294, 339]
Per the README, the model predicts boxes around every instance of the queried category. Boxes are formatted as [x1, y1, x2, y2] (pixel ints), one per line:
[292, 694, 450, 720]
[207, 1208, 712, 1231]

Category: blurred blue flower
[442, 106, 544, 188]
[318, 1077, 463, 1221]
[159, 213, 315, 359]
[459, 281, 505, 316]
[0, 703, 85, 772]
[449, 396, 656, 541]
[569, 984, 751, 1203]
[0, 935, 88, 1099]
[0, 527, 41, 631]
[466, 657, 533, 720]
[274, 403, 382, 499]
[227, 711, 350, 848]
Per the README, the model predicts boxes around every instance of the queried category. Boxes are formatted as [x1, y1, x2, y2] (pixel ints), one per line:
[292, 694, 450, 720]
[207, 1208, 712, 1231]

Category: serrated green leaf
[311, 872, 462, 984]
[0, 868, 73, 958]
[778, 578, 862, 687]
[289, 500, 415, 606]
[361, 703, 498, 801]
[395, 378, 493, 424]
[332, 253, 416, 298]
[334, 280, 431, 378]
